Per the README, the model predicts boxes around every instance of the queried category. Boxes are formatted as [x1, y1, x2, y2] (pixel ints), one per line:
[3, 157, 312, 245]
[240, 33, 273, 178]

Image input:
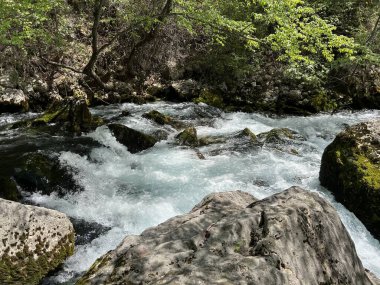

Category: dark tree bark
[82, 0, 113, 90]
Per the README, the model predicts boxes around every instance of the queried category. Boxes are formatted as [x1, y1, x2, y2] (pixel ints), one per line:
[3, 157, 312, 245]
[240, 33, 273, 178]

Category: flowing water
[1, 102, 380, 284]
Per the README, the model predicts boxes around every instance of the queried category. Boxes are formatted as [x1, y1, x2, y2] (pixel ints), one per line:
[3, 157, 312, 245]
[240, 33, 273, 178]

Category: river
[1, 102, 380, 284]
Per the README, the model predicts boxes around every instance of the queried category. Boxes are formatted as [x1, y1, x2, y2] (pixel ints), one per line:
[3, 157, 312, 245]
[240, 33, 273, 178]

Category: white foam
[27, 103, 380, 281]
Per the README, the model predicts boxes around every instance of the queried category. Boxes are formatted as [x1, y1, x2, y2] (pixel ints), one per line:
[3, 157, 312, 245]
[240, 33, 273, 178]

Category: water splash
[22, 103, 380, 282]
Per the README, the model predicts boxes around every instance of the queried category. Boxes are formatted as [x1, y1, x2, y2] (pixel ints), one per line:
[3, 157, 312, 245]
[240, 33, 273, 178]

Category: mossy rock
[257, 128, 301, 144]
[199, 136, 227, 146]
[108, 124, 158, 153]
[0, 199, 75, 285]
[13, 152, 79, 196]
[194, 89, 224, 109]
[142, 110, 185, 129]
[30, 98, 103, 134]
[143, 110, 173, 125]
[320, 120, 380, 239]
[238, 128, 257, 142]
[176, 127, 199, 147]
[199, 128, 257, 147]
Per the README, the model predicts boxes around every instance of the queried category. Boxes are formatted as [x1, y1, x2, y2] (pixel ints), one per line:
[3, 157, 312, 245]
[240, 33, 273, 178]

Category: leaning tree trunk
[83, 0, 113, 91]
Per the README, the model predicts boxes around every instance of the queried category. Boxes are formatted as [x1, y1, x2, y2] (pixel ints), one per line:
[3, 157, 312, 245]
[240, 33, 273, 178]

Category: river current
[1, 102, 380, 283]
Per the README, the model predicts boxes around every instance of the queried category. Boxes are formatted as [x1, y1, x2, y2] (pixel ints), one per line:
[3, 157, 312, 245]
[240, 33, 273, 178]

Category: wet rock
[257, 128, 302, 144]
[320, 120, 380, 239]
[70, 218, 111, 246]
[31, 98, 103, 134]
[175, 127, 198, 147]
[0, 176, 21, 201]
[238, 127, 257, 142]
[0, 89, 29, 113]
[195, 149, 206, 160]
[13, 152, 80, 196]
[151, 129, 170, 141]
[0, 199, 74, 285]
[108, 124, 158, 153]
[199, 135, 227, 146]
[199, 128, 259, 156]
[121, 110, 131, 117]
[143, 110, 185, 129]
[143, 110, 173, 125]
[78, 187, 375, 285]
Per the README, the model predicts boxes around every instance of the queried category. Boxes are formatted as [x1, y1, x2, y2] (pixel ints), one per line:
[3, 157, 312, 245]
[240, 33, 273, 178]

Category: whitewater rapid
[17, 102, 380, 283]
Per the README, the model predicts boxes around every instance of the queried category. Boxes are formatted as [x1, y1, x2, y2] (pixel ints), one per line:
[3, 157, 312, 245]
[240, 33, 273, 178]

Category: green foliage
[0, 0, 65, 47]
[174, 0, 356, 65]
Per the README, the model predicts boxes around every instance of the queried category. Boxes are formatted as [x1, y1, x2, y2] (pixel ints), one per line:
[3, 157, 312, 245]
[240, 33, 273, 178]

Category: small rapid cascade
[1, 102, 380, 284]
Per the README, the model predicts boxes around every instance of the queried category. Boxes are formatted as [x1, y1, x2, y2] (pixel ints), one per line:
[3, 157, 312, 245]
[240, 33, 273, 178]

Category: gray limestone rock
[77, 187, 376, 285]
[0, 198, 75, 285]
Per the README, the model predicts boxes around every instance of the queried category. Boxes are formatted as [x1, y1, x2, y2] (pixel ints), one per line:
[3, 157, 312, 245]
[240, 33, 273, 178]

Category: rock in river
[320, 120, 380, 239]
[77, 187, 376, 285]
[108, 124, 158, 153]
[175, 127, 199, 147]
[0, 199, 75, 285]
[31, 98, 103, 134]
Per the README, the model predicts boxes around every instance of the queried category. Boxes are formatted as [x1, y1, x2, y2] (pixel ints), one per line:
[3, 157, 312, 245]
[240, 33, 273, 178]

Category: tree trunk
[83, 0, 113, 90]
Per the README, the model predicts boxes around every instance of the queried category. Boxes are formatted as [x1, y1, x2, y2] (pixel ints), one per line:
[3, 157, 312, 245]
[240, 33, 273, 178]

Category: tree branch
[40, 57, 82, 74]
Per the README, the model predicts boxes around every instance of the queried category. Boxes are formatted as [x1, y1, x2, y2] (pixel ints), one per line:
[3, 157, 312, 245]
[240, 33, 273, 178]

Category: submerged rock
[320, 120, 380, 239]
[0, 199, 74, 285]
[77, 187, 376, 285]
[199, 128, 257, 147]
[175, 127, 198, 147]
[13, 152, 79, 196]
[108, 124, 158, 153]
[0, 89, 29, 113]
[0, 176, 21, 201]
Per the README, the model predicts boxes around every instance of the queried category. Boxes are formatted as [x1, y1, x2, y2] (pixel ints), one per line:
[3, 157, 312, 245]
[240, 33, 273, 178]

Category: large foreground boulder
[108, 124, 158, 153]
[77, 187, 376, 285]
[0, 199, 75, 285]
[319, 120, 380, 239]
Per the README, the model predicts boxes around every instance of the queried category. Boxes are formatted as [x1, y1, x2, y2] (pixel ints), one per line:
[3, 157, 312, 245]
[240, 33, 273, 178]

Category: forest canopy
[0, 0, 379, 111]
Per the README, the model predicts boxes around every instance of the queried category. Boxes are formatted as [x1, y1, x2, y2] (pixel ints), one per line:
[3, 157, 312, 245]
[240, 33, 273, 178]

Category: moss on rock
[320, 120, 380, 239]
[30, 98, 103, 134]
[142, 110, 173, 125]
[239, 128, 257, 142]
[13, 152, 79, 196]
[0, 199, 75, 285]
[175, 127, 199, 147]
[194, 89, 224, 109]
